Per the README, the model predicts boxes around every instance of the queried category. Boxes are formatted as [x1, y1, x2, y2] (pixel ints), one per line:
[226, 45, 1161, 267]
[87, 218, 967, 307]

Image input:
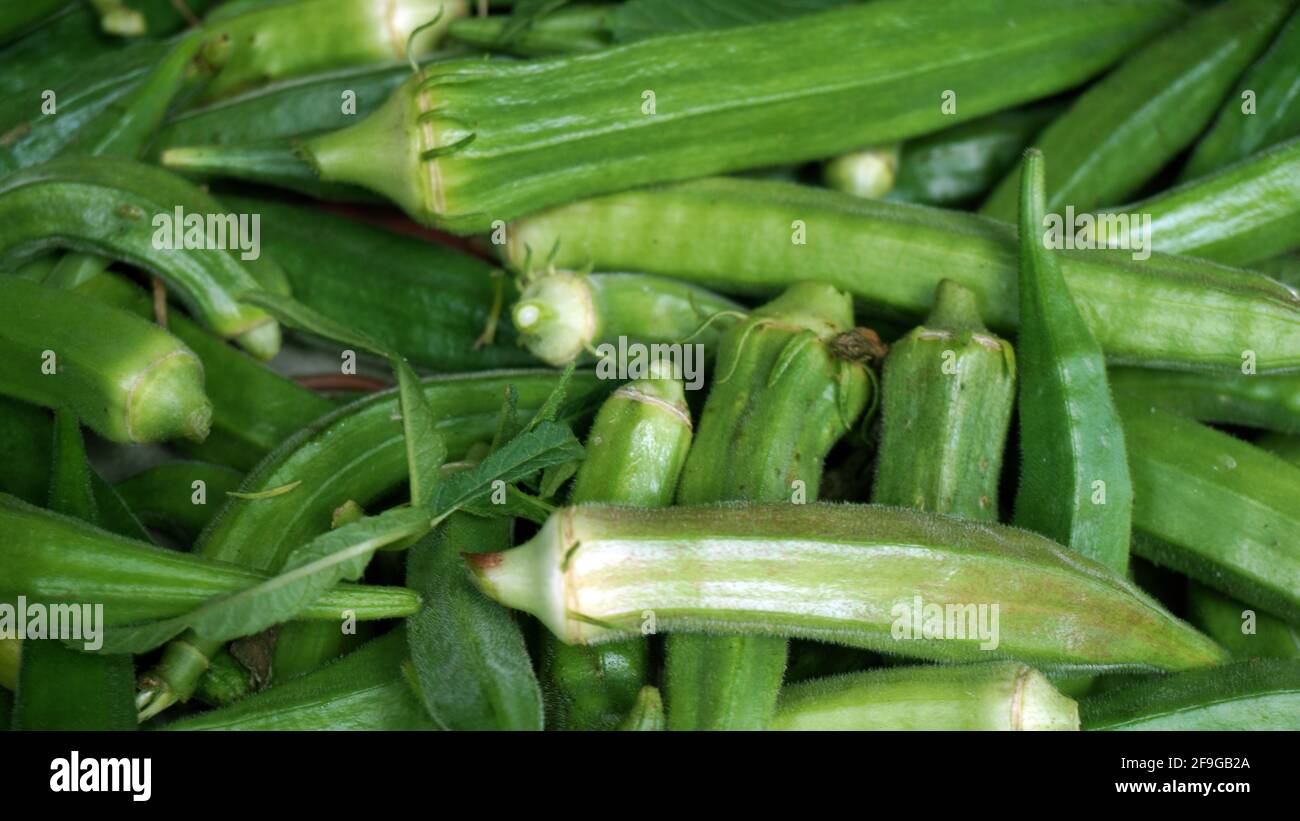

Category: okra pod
[0, 395, 53, 505]
[871, 280, 1014, 522]
[448, 4, 611, 56]
[198, 0, 467, 101]
[0, 1, 75, 44]
[0, 277, 211, 444]
[667, 283, 876, 730]
[617, 686, 665, 732]
[1014, 150, 1132, 575]
[1257, 431, 1300, 465]
[0, 492, 419, 627]
[1091, 137, 1300, 267]
[469, 503, 1227, 672]
[1108, 367, 1300, 435]
[302, 0, 1182, 232]
[542, 375, 693, 731]
[771, 662, 1079, 731]
[114, 462, 245, 543]
[75, 273, 332, 468]
[0, 157, 285, 358]
[506, 177, 1300, 373]
[0, 638, 19, 691]
[1186, 581, 1300, 661]
[512, 270, 742, 367]
[1119, 396, 1300, 623]
[146, 371, 607, 710]
[164, 630, 433, 730]
[1180, 6, 1300, 180]
[1081, 660, 1300, 730]
[980, 0, 1295, 220]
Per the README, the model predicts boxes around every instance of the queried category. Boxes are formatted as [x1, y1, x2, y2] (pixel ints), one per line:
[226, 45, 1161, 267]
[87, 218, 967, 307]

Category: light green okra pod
[1081, 660, 1300, 730]
[771, 662, 1078, 731]
[468, 503, 1227, 673]
[504, 177, 1300, 374]
[871, 279, 1015, 522]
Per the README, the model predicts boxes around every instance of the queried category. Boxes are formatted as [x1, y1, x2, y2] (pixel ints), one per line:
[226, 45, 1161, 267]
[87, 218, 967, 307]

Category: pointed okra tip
[127, 351, 213, 443]
[925, 279, 988, 335]
[462, 510, 573, 641]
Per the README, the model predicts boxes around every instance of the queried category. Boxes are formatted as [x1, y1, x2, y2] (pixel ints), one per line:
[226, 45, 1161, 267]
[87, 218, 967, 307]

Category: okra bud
[772, 662, 1079, 731]
[872, 279, 1015, 521]
[468, 503, 1229, 673]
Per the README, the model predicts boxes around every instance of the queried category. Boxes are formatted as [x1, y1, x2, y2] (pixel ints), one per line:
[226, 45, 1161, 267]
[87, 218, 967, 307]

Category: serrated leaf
[608, 0, 856, 42]
[460, 485, 556, 524]
[490, 384, 521, 452]
[522, 362, 576, 434]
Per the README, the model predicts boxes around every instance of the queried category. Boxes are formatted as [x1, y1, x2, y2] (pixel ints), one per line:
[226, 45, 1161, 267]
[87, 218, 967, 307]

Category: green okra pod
[512, 270, 742, 368]
[302, 0, 1183, 233]
[0, 157, 285, 358]
[0, 492, 419, 627]
[1180, 6, 1300, 180]
[0, 637, 19, 691]
[1081, 659, 1300, 730]
[0, 277, 212, 444]
[1091, 137, 1300, 267]
[448, 4, 612, 56]
[505, 177, 1300, 373]
[1108, 367, 1300, 435]
[164, 630, 433, 730]
[197, 0, 467, 101]
[0, 1, 73, 44]
[666, 282, 877, 731]
[542, 374, 693, 731]
[771, 662, 1079, 731]
[1119, 396, 1300, 624]
[1014, 150, 1132, 576]
[114, 462, 245, 543]
[1257, 431, 1300, 465]
[1186, 581, 1300, 661]
[468, 503, 1227, 672]
[871, 279, 1015, 522]
[980, 0, 1297, 221]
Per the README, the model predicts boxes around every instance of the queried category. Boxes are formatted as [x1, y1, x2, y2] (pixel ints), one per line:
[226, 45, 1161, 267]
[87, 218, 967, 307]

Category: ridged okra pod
[1119, 396, 1300, 623]
[0, 277, 211, 444]
[871, 280, 1014, 521]
[0, 493, 419, 627]
[447, 5, 612, 56]
[0, 157, 285, 359]
[1186, 581, 1300, 661]
[302, 0, 1183, 232]
[1090, 137, 1300, 267]
[979, 0, 1296, 220]
[113, 462, 245, 543]
[1108, 367, 1300, 435]
[505, 177, 1300, 373]
[666, 283, 876, 730]
[1014, 150, 1132, 576]
[1081, 660, 1300, 730]
[512, 270, 741, 367]
[772, 662, 1078, 731]
[469, 503, 1227, 672]
[198, 0, 467, 100]
[144, 371, 607, 711]
[164, 630, 433, 730]
[543, 375, 693, 731]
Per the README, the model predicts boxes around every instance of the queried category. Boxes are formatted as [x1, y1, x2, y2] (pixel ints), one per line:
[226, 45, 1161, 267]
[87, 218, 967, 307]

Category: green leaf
[608, 0, 857, 42]
[396, 359, 447, 509]
[460, 485, 556, 524]
[239, 291, 393, 359]
[430, 421, 584, 524]
[490, 384, 521, 452]
[405, 514, 544, 730]
[522, 361, 576, 434]
[93, 507, 431, 654]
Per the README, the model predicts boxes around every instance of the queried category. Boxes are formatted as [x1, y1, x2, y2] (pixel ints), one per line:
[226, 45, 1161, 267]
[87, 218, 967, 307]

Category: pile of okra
[1, 0, 1298, 733]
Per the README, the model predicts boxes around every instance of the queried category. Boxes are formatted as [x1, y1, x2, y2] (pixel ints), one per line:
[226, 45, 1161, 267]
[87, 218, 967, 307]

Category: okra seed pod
[469, 503, 1228, 673]
[1081, 659, 1300, 730]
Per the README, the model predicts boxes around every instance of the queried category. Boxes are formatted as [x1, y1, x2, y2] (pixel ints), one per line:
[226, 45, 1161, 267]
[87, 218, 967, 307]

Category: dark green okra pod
[871, 279, 1014, 521]
[505, 177, 1300, 373]
[512, 270, 742, 367]
[543, 375, 693, 731]
[1014, 150, 1132, 576]
[469, 503, 1228, 672]
[1081, 659, 1300, 730]
[1186, 581, 1300, 661]
[0, 277, 212, 444]
[448, 4, 612, 56]
[164, 630, 433, 731]
[114, 462, 245, 543]
[980, 0, 1296, 220]
[772, 662, 1078, 731]
[1119, 396, 1300, 624]
[666, 283, 877, 731]
[1108, 367, 1300, 435]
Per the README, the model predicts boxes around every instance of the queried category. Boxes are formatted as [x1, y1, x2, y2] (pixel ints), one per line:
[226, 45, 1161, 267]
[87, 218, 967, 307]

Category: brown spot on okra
[830, 328, 888, 363]
[465, 552, 502, 570]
